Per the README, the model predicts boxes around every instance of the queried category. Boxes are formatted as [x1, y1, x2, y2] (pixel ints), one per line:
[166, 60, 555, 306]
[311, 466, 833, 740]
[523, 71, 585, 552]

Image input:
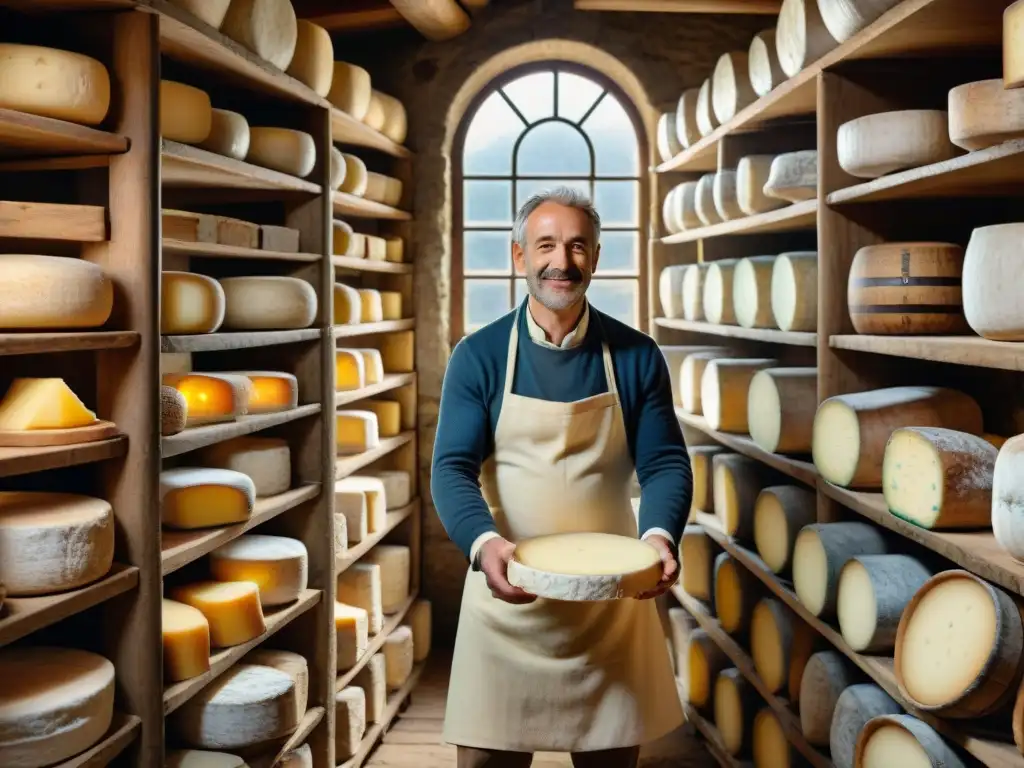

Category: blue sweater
[431, 302, 693, 560]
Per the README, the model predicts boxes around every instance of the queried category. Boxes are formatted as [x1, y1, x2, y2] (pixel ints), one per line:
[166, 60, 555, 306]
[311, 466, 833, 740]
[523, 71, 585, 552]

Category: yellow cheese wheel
[160, 80, 212, 145]
[733, 256, 776, 329]
[285, 20, 334, 97]
[681, 525, 716, 601]
[247, 127, 316, 178]
[714, 668, 760, 756]
[753, 706, 792, 767]
[364, 91, 387, 131]
[340, 154, 369, 196]
[713, 453, 777, 541]
[685, 628, 730, 708]
[0, 43, 110, 125]
[376, 91, 408, 144]
[752, 485, 816, 575]
[0, 254, 113, 330]
[793, 521, 888, 618]
[701, 358, 777, 433]
[329, 62, 373, 121]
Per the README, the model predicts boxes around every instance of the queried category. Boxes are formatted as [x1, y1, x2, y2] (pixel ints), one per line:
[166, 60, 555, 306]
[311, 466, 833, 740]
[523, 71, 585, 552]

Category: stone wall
[339, 0, 767, 644]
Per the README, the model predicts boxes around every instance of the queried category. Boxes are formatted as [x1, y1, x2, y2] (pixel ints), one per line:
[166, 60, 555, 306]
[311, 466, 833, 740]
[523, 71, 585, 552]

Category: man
[432, 187, 693, 768]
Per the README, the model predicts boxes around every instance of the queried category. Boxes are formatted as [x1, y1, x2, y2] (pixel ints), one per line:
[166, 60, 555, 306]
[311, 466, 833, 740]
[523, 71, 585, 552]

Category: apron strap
[503, 305, 521, 397]
[592, 312, 619, 399]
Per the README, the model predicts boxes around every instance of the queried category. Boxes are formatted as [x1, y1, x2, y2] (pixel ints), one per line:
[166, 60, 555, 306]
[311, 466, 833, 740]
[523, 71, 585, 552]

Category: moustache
[539, 267, 584, 282]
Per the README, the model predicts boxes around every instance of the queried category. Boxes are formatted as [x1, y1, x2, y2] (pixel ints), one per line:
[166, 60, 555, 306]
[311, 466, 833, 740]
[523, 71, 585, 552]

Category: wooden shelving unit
[0, 4, 425, 768]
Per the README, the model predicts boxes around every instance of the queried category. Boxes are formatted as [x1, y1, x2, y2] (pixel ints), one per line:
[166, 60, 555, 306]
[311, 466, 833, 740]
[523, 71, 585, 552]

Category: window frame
[451, 61, 650, 344]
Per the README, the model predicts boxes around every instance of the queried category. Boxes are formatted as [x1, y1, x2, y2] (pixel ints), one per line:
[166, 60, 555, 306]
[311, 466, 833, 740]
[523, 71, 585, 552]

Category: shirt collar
[524, 299, 590, 350]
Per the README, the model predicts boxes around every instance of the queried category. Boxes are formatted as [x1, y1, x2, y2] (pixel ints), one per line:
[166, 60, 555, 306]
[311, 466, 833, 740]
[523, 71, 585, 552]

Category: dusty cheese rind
[770, 251, 818, 332]
[792, 521, 888, 618]
[675, 88, 701, 149]
[358, 288, 384, 323]
[713, 552, 759, 634]
[335, 349, 366, 392]
[702, 259, 737, 324]
[383, 625, 414, 689]
[199, 109, 250, 160]
[199, 436, 291, 498]
[380, 331, 415, 373]
[753, 707, 791, 768]
[689, 445, 726, 516]
[334, 283, 361, 325]
[737, 155, 786, 215]
[838, 110, 958, 179]
[750, 597, 798, 693]
[748, 29, 785, 97]
[963, 223, 1024, 340]
[336, 410, 380, 455]
[712, 51, 757, 125]
[714, 667, 759, 756]
[244, 648, 308, 722]
[172, 664, 299, 750]
[355, 653, 387, 724]
[372, 470, 412, 509]
[668, 607, 697, 678]
[994, 434, 1024, 559]
[856, 714, 967, 768]
[829, 684, 901, 768]
[837, 554, 931, 654]
[209, 534, 308, 607]
[335, 476, 387, 541]
[753, 485, 816, 574]
[659, 345, 725, 408]
[165, 750, 248, 768]
[261, 225, 300, 253]
[681, 525, 716, 601]
[883, 427, 995, 530]
[340, 154, 369, 196]
[160, 467, 255, 529]
[328, 63, 372, 121]
[684, 628, 730, 708]
[812, 387, 983, 489]
[0, 254, 113, 330]
[507, 532, 662, 601]
[339, 562, 383, 634]
[0, 377, 97, 431]
[335, 602, 369, 671]
[775, 0, 839, 78]
[798, 650, 856, 747]
[948, 78, 1024, 150]
[656, 112, 682, 163]
[220, 0, 297, 70]
[169, 581, 266, 648]
[818, 0, 902, 43]
[701, 357, 777, 433]
[335, 686, 366, 759]
[285, 20, 333, 96]
[162, 271, 226, 335]
[659, 265, 687, 318]
[694, 174, 721, 227]
[406, 599, 432, 662]
[221, 276, 317, 330]
[162, 385, 188, 436]
[696, 79, 718, 137]
[732, 255, 776, 328]
[161, 372, 251, 425]
[0, 647, 115, 768]
[161, 80, 212, 145]
[764, 150, 818, 202]
[747, 367, 818, 454]
[163, 598, 212, 683]
[0, 44, 110, 125]
[364, 544, 410, 613]
[682, 263, 709, 321]
[247, 127, 316, 178]
[713, 453, 777, 543]
[712, 171, 743, 223]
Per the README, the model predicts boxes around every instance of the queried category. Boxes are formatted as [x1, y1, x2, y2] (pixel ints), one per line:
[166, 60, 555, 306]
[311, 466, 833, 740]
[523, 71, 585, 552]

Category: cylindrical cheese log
[675, 88, 702, 149]
[669, 606, 698, 677]
[714, 453, 778, 541]
[994, 434, 1024, 559]
[675, 182, 702, 231]
[695, 174, 721, 227]
[713, 170, 744, 221]
[161, 80, 212, 145]
[749, 29, 786, 97]
[775, 0, 839, 77]
[1006, 0, 1024, 90]
[690, 445, 727, 516]
[220, 276, 317, 330]
[682, 262, 709, 320]
[838, 110, 959, 179]
[685, 628, 730, 708]
[0, 43, 111, 126]
[799, 650, 856, 747]
[220, 0, 298, 70]
[948, 78, 1024, 151]
[733, 255, 776, 329]
[701, 358, 777, 433]
[753, 707, 792, 768]
[896, 570, 1024, 718]
[830, 684, 902, 768]
[703, 259, 738, 324]
[753, 485, 816, 574]
[963, 223, 1024, 340]
[771, 251, 818, 332]
[714, 552, 760, 634]
[285, 20, 334, 97]
[793, 522, 888, 617]
[0, 254, 113, 330]
[714, 668, 760, 756]
[856, 714, 968, 768]
[812, 387, 983, 488]
[764, 150, 818, 202]
[847, 242, 967, 335]
[696, 79, 718, 137]
[661, 345, 727, 407]
[247, 127, 316, 178]
[681, 525, 716, 602]
[199, 109, 250, 160]
[883, 427, 996, 530]
[747, 367, 818, 454]
[737, 155, 787, 215]
[751, 598, 798, 693]
[661, 186, 682, 235]
[818, 0, 902, 43]
[657, 112, 683, 163]
[837, 554, 932, 653]
[659, 265, 686, 319]
[712, 52, 757, 125]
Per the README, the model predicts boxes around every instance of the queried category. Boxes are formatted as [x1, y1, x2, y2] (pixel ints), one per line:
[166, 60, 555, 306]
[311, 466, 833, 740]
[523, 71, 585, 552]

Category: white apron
[443, 309, 683, 753]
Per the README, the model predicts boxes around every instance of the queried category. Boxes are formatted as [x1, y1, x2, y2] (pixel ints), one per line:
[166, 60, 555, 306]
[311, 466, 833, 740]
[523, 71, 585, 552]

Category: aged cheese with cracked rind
[0, 646, 115, 768]
[169, 581, 266, 648]
[335, 602, 369, 671]
[329, 61, 371, 117]
[659, 265, 686, 318]
[738, 155, 787, 215]
[747, 367, 818, 454]
[340, 154, 369, 196]
[334, 283, 361, 325]
[675, 88, 701, 149]
[221, 276, 317, 330]
[383, 625, 414, 689]
[0, 254, 113, 330]
[753, 706, 791, 768]
[210, 534, 308, 607]
[335, 686, 366, 759]
[247, 128, 316, 178]
[339, 562, 383, 634]
[714, 667, 759, 756]
[657, 112, 682, 163]
[793, 521, 888, 618]
[799, 650, 855, 747]
[963, 223, 1024, 341]
[220, 0, 297, 70]
[701, 358, 777, 433]
[749, 29, 785, 97]
[770, 251, 818, 332]
[336, 410, 380, 455]
[163, 598, 212, 683]
[775, 0, 838, 78]
[684, 628, 730, 708]
[682, 262, 709, 320]
[335, 476, 387, 542]
[235, 371, 297, 415]
[733, 256, 776, 329]
[0, 377, 97, 431]
[364, 544, 410, 613]
[764, 150, 818, 202]
[857, 714, 967, 768]
[507, 532, 662, 601]
[948, 78, 1024, 151]
[380, 331, 415, 373]
[162, 385, 188, 436]
[713, 51, 757, 125]
[696, 79, 718, 137]
[199, 436, 291, 498]
[702, 259, 737, 324]
[162, 271, 226, 335]
[837, 554, 931, 653]
[199, 109, 250, 160]
[0, 491, 113, 596]
[994, 434, 1024, 559]
[355, 653, 387, 724]
[812, 387, 983, 489]
[161, 373, 250, 426]
[285, 20, 333, 96]
[160, 467, 256, 529]
[818, 0, 902, 43]
[713, 170, 744, 221]
[690, 445, 726, 516]
[753, 485, 816, 574]
[838, 110, 958, 179]
[695, 174, 721, 227]
[714, 551, 759, 634]
[750, 597, 798, 694]
[713, 453, 777, 541]
[681, 525, 716, 602]
[0, 44, 110, 125]
[830, 684, 901, 768]
[883, 427, 995, 530]
[358, 288, 384, 324]
[245, 648, 308, 721]
[336, 348, 367, 392]
[161, 80, 212, 145]
[165, 750, 248, 768]
[407, 599, 432, 662]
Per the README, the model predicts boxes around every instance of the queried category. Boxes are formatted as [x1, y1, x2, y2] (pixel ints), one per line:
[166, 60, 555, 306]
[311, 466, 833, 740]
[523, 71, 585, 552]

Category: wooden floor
[368, 654, 716, 767]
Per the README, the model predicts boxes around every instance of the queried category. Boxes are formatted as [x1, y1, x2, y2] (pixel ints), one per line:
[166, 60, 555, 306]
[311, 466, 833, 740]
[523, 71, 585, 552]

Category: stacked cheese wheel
[334, 282, 404, 326]
[161, 370, 300, 429]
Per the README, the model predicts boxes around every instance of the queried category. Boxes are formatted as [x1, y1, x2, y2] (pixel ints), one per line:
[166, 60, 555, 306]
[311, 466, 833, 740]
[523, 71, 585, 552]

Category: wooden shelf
[333, 255, 414, 275]
[247, 706, 326, 768]
[675, 409, 818, 486]
[163, 588, 322, 715]
[335, 592, 418, 691]
[0, 564, 139, 647]
[339, 661, 426, 768]
[161, 328, 321, 353]
[830, 334, 1024, 372]
[661, 201, 817, 244]
[336, 501, 418, 577]
[681, 701, 751, 768]
[333, 319, 416, 338]
[335, 373, 417, 408]
[330, 109, 412, 159]
[0, 331, 139, 356]
[161, 404, 322, 459]
[655, 318, 817, 347]
[54, 712, 140, 768]
[335, 432, 415, 480]
[163, 239, 322, 263]
[162, 140, 320, 193]
[332, 191, 412, 221]
[0, 200, 106, 241]
[0, 107, 129, 159]
[0, 436, 128, 479]
[161, 484, 321, 575]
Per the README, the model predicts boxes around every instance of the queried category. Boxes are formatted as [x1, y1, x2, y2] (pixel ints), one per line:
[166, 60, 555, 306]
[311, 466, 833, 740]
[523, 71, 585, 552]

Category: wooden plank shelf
[163, 588, 322, 715]
[161, 484, 322, 575]
[335, 373, 416, 408]
[161, 403, 322, 458]
[330, 109, 413, 159]
[333, 319, 416, 339]
[0, 331, 139, 356]
[335, 592, 418, 691]
[661, 200, 817, 244]
[162, 140, 320, 193]
[54, 712, 141, 768]
[830, 334, 1024, 372]
[0, 436, 128, 479]
[682, 701, 751, 768]
[0, 563, 139, 647]
[160, 328, 321, 353]
[0, 107, 129, 159]
[333, 254, 414, 275]
[335, 432, 415, 480]
[655, 318, 817, 347]
[336, 501, 418, 577]
[0, 200, 107, 241]
[332, 191, 412, 221]
[675, 409, 818, 486]
[339, 661, 426, 768]
[163, 238, 321, 263]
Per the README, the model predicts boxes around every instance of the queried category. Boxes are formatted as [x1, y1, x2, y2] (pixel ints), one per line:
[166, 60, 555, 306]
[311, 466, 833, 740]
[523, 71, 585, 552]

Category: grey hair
[511, 186, 602, 248]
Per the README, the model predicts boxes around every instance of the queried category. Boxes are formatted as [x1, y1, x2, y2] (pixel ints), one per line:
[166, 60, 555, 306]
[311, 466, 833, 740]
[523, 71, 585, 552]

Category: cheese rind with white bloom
[792, 522, 888, 618]
[993, 434, 1024, 560]
[747, 367, 818, 454]
[0, 44, 111, 126]
[837, 554, 932, 653]
[199, 109, 249, 160]
[198, 436, 291, 498]
[817, 0, 902, 43]
[220, 0, 297, 70]
[682, 263, 708, 320]
[695, 174, 721, 227]
[0, 254, 113, 330]
[220, 276, 317, 330]
[160, 467, 256, 529]
[764, 150, 818, 202]
[963, 223, 1024, 341]
[696, 79, 718, 137]
[247, 127, 316, 178]
[209, 534, 309, 607]
[244, 648, 308, 721]
[713, 170, 744, 221]
[702, 259, 737, 324]
[712, 51, 757, 125]
[733, 256, 776, 329]
[737, 155, 786, 215]
[161, 80, 212, 144]
[714, 667, 758, 756]
[168, 581, 266, 648]
[775, 0, 839, 78]
[336, 410, 380, 455]
[771, 252, 818, 332]
[659, 266, 687, 318]
[162, 271, 226, 334]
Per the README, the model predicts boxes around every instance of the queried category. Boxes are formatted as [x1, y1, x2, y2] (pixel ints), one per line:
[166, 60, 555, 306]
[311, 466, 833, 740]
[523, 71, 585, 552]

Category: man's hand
[636, 534, 678, 600]
[480, 537, 537, 604]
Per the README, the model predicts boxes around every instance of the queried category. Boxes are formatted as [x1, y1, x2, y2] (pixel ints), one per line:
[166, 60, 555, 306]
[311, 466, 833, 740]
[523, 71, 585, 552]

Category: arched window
[453, 64, 646, 339]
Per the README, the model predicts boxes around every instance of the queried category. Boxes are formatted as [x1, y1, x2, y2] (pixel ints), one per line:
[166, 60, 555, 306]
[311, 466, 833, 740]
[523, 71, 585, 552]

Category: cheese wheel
[209, 534, 308, 607]
[247, 127, 316, 178]
[681, 263, 708, 320]
[676, 182, 702, 231]
[335, 686, 366, 760]
[161, 80, 212, 145]
[714, 552, 760, 634]
[0, 43, 110, 125]
[838, 111, 958, 179]
[161, 385, 188, 436]
[363, 91, 386, 131]
[507, 532, 662, 601]
[661, 186, 682, 235]
[749, 29, 786, 97]
[163, 598, 212, 683]
[376, 91, 408, 143]
[713, 453, 777, 541]
[385, 236, 404, 263]
[379, 329, 413, 374]
[714, 668, 760, 756]
[340, 154, 369, 196]
[199, 436, 291, 498]
[771, 252, 818, 332]
[335, 602, 369, 671]
[220, 276, 317, 330]
[668, 607, 697, 679]
[737, 155, 787, 215]
[383, 625, 414, 689]
[357, 288, 384, 323]
[162, 272, 226, 335]
[285, 20, 333, 96]
[747, 367, 818, 454]
[812, 387, 983, 489]
[793, 521, 888, 617]
[675, 88, 702, 149]
[161, 373, 250, 426]
[764, 150, 818, 202]
[167, 0, 231, 28]
[856, 714, 968, 768]
[830, 684, 901, 768]
[696, 79, 718, 137]
[695, 174, 721, 227]
[364, 172, 401, 205]
[407, 598, 432, 662]
[713, 52, 757, 125]
[660, 345, 726, 407]
[169, 581, 266, 648]
[883, 427, 996, 530]
[702, 259, 740, 325]
[328, 146, 346, 191]
[328, 63, 372, 121]
[818, 0, 902, 43]
[713, 170, 744, 221]
[0, 647, 115, 768]
[1007, 0, 1024, 90]
[245, 648, 308, 721]
[993, 434, 1024, 559]
[733, 256, 776, 328]
[659, 265, 686, 318]
[963, 223, 1024, 340]
[775, 0, 839, 77]
[680, 350, 740, 414]
[753, 485, 816, 574]
[681, 525, 716, 602]
[949, 78, 1024, 151]
[753, 707, 791, 768]
[0, 254, 113, 330]
[0, 492, 114, 597]
[657, 112, 682, 163]
[701, 358, 777, 433]
[837, 554, 932, 653]
[847, 242, 967, 335]
[199, 109, 250, 160]
[799, 650, 855, 747]
[689, 445, 726, 516]
[364, 544, 410, 613]
[750, 598, 797, 693]
[221, 0, 297, 70]
[165, 751, 248, 768]
[685, 628, 730, 708]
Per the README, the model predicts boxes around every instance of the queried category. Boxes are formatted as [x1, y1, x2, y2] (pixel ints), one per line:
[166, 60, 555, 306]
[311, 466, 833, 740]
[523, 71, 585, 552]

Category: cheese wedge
[0, 378, 97, 430]
[163, 598, 212, 683]
[335, 602, 370, 671]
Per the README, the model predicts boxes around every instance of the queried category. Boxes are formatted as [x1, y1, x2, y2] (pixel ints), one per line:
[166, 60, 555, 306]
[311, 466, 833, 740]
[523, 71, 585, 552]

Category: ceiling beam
[389, 0, 472, 40]
[574, 0, 781, 13]
[304, 7, 406, 33]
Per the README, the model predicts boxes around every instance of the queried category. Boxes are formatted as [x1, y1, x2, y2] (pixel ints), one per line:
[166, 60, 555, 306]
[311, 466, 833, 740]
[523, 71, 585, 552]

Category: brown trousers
[456, 746, 641, 768]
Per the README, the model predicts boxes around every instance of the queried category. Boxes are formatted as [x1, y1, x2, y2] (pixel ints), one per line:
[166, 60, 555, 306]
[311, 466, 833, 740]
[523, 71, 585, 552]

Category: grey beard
[526, 270, 589, 311]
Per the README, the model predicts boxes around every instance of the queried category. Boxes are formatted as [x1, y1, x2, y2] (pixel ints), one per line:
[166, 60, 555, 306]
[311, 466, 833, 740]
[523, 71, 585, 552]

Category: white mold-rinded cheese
[837, 554, 932, 653]
[0, 44, 110, 125]
[681, 525, 716, 601]
[334, 282, 361, 325]
[949, 79, 1024, 150]
[659, 265, 687, 318]
[712, 51, 757, 125]
[733, 256, 776, 328]
[165, 750, 248, 768]
[335, 602, 369, 671]
[682, 262, 709, 320]
[696, 79, 718, 137]
[775, 0, 838, 78]
[714, 551, 759, 634]
[838, 110, 958, 179]
[163, 598, 212, 684]
[657, 112, 682, 163]
[713, 170, 744, 221]
[507, 532, 663, 601]
[713, 453, 776, 541]
[857, 714, 968, 768]
[162, 271, 226, 334]
[244, 648, 308, 721]
[675, 88, 701, 149]
[818, 0, 902, 43]
[221, 0, 297, 70]
[329, 63, 373, 121]
[335, 686, 366, 760]
[702, 259, 737, 324]
[747, 367, 818, 454]
[798, 650, 855, 748]
[199, 436, 291, 498]
[247, 127, 316, 178]
[209, 534, 308, 607]
[714, 667, 758, 756]
[220, 276, 317, 330]
[771, 251, 818, 332]
[737, 155, 787, 215]
[336, 410, 380, 455]
[994, 434, 1024, 559]
[0, 647, 115, 768]
[199, 109, 250, 160]
[335, 476, 387, 542]
[340, 154, 369, 196]
[169, 581, 266, 648]
[161, 80, 212, 145]
[701, 358, 777, 433]
[406, 599, 432, 662]
[382, 625, 414, 689]
[0, 254, 113, 330]
[364, 544, 410, 613]
[358, 288, 384, 323]
[695, 174, 721, 227]
[749, 28, 785, 97]
[167, 0, 231, 28]
[883, 427, 995, 530]
[812, 387, 983, 489]
[329, 146, 346, 191]
[764, 150, 818, 202]
[753, 707, 792, 768]
[753, 485, 816, 574]
[793, 522, 888, 618]
[963, 222, 1024, 340]
[160, 467, 256, 529]
[0, 491, 113, 597]
[689, 445, 726, 516]
[335, 348, 367, 391]
[355, 653, 386, 724]
[285, 20, 333, 97]
[684, 628, 730, 708]
[830, 684, 901, 768]
[338, 562, 383, 634]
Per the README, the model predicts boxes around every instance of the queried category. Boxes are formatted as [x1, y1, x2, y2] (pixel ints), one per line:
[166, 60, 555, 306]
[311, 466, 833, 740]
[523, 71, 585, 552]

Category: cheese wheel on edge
[714, 667, 760, 756]
[684, 628, 730, 708]
[701, 357, 777, 433]
[963, 223, 1024, 340]
[770, 251, 818, 332]
[286, 20, 333, 97]
[764, 150, 817, 202]
[696, 79, 718, 137]
[830, 684, 901, 768]
[0, 254, 113, 330]
[0, 43, 110, 125]
[749, 29, 785, 97]
[660, 345, 727, 408]
[775, 0, 839, 78]
[221, 276, 317, 330]
[681, 525, 716, 602]
[798, 650, 855, 747]
[750, 597, 796, 693]
[695, 174, 721, 227]
[163, 598, 212, 683]
[714, 551, 760, 634]
[818, 0, 902, 43]
[681, 351, 737, 414]
[668, 606, 697, 677]
[737, 155, 787, 215]
[682, 262, 709, 320]
[753, 706, 792, 768]
[712, 170, 744, 221]
[837, 110, 958, 179]
[690, 445, 726, 517]
[659, 265, 686, 318]
[856, 713, 968, 768]
[676, 181, 702, 230]
[733, 255, 776, 329]
[376, 91, 408, 144]
[702, 259, 737, 324]
[753, 485, 816, 575]
[712, 52, 757, 125]
[220, 0, 298, 71]
[837, 554, 932, 653]
[209, 534, 308, 607]
[247, 127, 316, 178]
[161, 80, 212, 145]
[199, 109, 250, 160]
[675, 88, 702, 149]
[713, 453, 777, 541]
[792, 521, 888, 618]
[994, 434, 1024, 559]
[949, 78, 1024, 151]
[328, 62, 372, 121]
[340, 154, 369, 196]
[657, 111, 682, 163]
[747, 367, 818, 454]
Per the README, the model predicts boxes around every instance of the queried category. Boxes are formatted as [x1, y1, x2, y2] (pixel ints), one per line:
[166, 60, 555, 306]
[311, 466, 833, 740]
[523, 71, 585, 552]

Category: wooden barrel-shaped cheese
[963, 223, 1024, 341]
[771, 252, 818, 332]
[668, 607, 698, 676]
[995, 434, 1024, 560]
[817, 0, 902, 43]
[675, 88, 702, 149]
[812, 387, 983, 489]
[703, 260, 738, 324]
[657, 111, 683, 163]
[690, 445, 727, 516]
[764, 150, 817, 202]
[696, 79, 718, 137]
[713, 170, 744, 221]
[753, 485, 816, 575]
[855, 714, 967, 768]
[753, 707, 792, 767]
[714, 454, 777, 541]
[838, 110, 959, 179]
[792, 522, 888, 618]
[733, 256, 776, 329]
[799, 650, 856, 747]
[681, 525, 717, 602]
[702, 358, 778, 433]
[659, 265, 686, 319]
[830, 684, 902, 768]
[837, 554, 932, 653]
[896, 570, 1024, 718]
[712, 51, 757, 124]
[685, 628, 730, 709]
[883, 427, 996, 530]
[847, 242, 967, 335]
[682, 262, 708, 320]
[714, 552, 760, 634]
[948, 79, 1024, 151]
[737, 155, 787, 216]
[747, 367, 818, 454]
[695, 174, 721, 227]
[749, 28, 785, 97]
[715, 668, 760, 756]
[751, 598, 799, 694]
[775, 0, 838, 78]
